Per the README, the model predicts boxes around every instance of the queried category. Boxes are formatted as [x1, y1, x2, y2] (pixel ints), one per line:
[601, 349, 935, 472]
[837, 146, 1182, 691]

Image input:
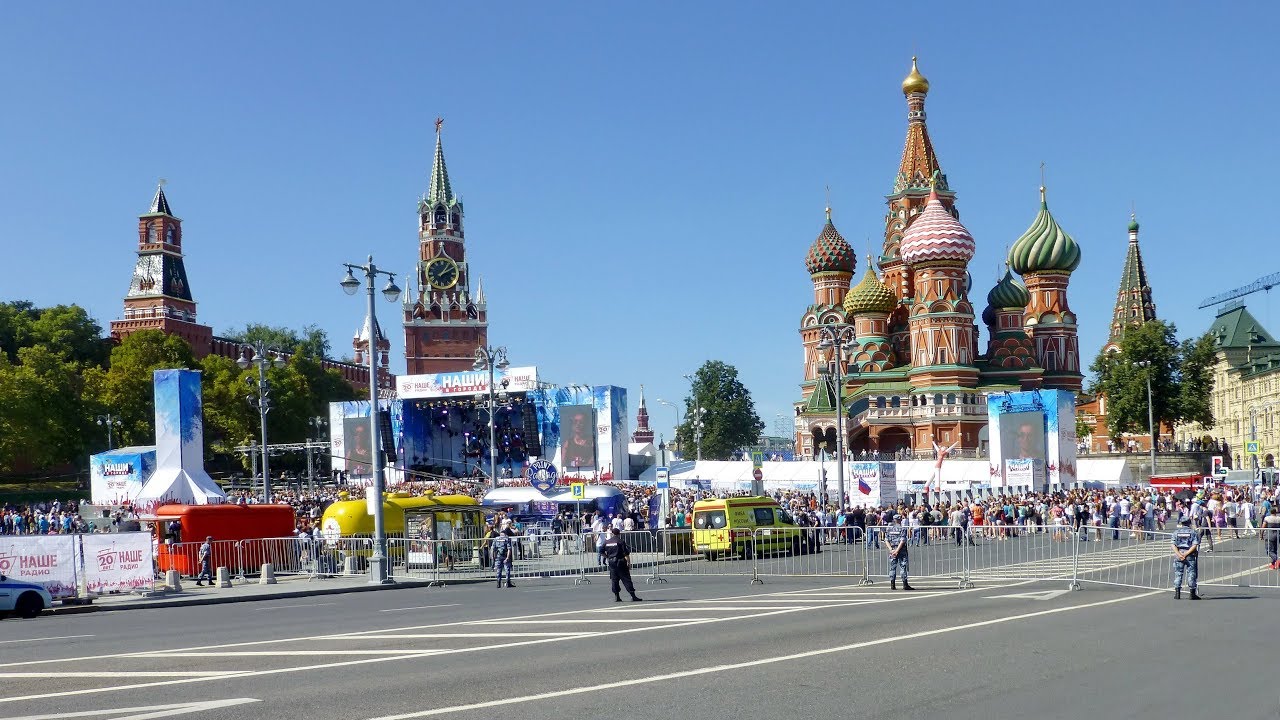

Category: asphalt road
[0, 567, 1273, 720]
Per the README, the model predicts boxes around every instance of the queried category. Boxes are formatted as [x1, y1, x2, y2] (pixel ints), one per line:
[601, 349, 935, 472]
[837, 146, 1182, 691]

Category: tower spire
[148, 178, 173, 216]
[1106, 212, 1156, 351]
[427, 117, 454, 205]
[631, 384, 655, 444]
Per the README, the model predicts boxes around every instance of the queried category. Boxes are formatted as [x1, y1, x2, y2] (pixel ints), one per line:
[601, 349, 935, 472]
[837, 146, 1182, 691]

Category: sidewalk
[50, 574, 437, 615]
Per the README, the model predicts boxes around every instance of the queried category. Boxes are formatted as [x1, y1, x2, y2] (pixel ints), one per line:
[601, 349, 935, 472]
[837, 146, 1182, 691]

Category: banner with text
[81, 532, 153, 594]
[0, 535, 78, 598]
[396, 366, 539, 400]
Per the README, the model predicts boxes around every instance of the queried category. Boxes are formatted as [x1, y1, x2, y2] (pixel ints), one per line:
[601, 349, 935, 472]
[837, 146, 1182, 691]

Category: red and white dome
[900, 190, 975, 265]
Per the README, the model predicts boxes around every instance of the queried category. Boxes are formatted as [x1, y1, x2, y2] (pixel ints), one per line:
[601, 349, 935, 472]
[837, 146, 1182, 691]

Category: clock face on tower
[425, 256, 459, 290]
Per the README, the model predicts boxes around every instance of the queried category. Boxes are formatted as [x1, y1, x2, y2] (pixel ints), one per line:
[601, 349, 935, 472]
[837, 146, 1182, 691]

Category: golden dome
[901, 56, 930, 95]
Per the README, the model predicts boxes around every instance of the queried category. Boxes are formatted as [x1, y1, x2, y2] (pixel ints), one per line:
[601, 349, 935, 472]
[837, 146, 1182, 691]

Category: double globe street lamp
[817, 323, 857, 510]
[341, 255, 400, 585]
[96, 413, 122, 451]
[473, 345, 510, 491]
[238, 344, 287, 503]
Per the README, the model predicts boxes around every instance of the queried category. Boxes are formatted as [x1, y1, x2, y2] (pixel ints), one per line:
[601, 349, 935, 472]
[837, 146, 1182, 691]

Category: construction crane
[1198, 271, 1280, 309]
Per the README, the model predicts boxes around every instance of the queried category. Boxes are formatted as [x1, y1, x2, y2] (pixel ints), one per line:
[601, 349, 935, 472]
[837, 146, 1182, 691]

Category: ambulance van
[690, 496, 804, 560]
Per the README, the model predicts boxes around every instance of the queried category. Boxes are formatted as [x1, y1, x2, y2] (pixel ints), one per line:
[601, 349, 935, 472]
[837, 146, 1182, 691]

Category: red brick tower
[631, 385, 655, 444]
[403, 118, 488, 374]
[109, 182, 213, 356]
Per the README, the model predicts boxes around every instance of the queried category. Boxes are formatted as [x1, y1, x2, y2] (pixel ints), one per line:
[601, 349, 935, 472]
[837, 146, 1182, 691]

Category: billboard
[344, 417, 375, 478]
[988, 390, 1077, 491]
[560, 405, 597, 469]
[89, 447, 156, 506]
[396, 366, 539, 400]
[847, 462, 897, 508]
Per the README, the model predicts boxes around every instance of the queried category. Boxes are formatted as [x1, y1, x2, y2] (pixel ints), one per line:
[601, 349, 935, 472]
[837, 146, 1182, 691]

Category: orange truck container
[153, 503, 296, 575]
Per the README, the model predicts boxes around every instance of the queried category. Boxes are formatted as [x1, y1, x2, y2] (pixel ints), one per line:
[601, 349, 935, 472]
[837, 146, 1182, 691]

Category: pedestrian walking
[599, 526, 641, 602]
[492, 520, 516, 588]
[1171, 516, 1200, 600]
[195, 535, 214, 587]
[885, 517, 913, 591]
[1262, 505, 1280, 569]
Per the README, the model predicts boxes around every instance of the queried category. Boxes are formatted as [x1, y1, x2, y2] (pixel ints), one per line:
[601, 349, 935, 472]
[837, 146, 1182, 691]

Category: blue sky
[2, 2, 1276, 443]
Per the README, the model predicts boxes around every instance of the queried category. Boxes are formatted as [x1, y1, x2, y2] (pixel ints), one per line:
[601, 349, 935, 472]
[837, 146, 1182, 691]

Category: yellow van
[691, 497, 804, 560]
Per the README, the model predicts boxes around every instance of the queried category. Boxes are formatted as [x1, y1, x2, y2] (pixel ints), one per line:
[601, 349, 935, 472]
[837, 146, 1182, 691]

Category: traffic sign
[526, 460, 559, 495]
[656, 466, 669, 490]
[751, 451, 764, 469]
[570, 482, 586, 499]
[752, 467, 763, 482]
[1247, 441, 1261, 456]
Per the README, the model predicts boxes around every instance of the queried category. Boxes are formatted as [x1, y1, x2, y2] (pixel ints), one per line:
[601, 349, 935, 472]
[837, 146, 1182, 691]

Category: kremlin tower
[631, 386, 655, 444]
[1103, 214, 1157, 352]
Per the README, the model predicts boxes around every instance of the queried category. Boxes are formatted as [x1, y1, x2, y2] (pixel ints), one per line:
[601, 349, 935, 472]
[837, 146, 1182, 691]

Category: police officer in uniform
[1262, 504, 1280, 569]
[884, 516, 913, 591]
[1171, 515, 1200, 600]
[600, 526, 641, 602]
[492, 520, 517, 589]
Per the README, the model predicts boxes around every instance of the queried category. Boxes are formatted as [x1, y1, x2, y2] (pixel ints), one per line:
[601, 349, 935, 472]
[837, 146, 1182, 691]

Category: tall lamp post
[96, 414, 121, 450]
[238, 344, 286, 503]
[817, 323, 856, 510]
[657, 399, 681, 455]
[473, 345, 509, 490]
[307, 416, 327, 494]
[341, 255, 401, 585]
[682, 374, 707, 462]
[1134, 360, 1158, 479]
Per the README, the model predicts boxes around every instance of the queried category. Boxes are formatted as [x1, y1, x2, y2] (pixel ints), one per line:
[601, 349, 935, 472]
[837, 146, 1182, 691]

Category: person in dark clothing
[599, 526, 641, 602]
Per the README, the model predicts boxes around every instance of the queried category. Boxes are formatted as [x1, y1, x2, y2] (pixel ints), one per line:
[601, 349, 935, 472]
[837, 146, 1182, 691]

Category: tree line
[0, 301, 357, 477]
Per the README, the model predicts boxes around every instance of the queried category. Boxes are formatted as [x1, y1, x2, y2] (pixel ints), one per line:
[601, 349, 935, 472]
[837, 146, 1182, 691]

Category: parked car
[0, 574, 53, 619]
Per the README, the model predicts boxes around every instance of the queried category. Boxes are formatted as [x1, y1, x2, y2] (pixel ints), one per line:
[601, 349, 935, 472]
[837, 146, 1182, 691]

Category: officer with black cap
[1171, 513, 1201, 600]
[600, 526, 641, 602]
[884, 515, 913, 591]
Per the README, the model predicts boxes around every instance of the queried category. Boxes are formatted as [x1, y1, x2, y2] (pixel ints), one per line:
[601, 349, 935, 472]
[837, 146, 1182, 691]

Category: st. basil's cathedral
[795, 58, 1083, 459]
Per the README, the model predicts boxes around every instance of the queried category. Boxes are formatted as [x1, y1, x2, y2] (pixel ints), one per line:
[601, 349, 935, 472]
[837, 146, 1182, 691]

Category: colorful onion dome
[902, 56, 930, 95]
[981, 303, 996, 327]
[899, 190, 975, 265]
[1008, 187, 1082, 275]
[805, 208, 855, 275]
[987, 268, 1031, 310]
[1128, 213, 1140, 233]
[844, 263, 897, 316]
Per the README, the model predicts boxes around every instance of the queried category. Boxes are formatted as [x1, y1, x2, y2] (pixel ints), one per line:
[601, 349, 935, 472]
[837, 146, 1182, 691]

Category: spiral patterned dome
[1008, 188, 1082, 275]
[987, 268, 1031, 310]
[900, 190, 976, 265]
[844, 265, 897, 316]
[805, 212, 855, 275]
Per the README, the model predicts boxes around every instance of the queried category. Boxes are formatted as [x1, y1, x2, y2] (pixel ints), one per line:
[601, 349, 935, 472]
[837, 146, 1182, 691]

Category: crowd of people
[1, 499, 95, 535]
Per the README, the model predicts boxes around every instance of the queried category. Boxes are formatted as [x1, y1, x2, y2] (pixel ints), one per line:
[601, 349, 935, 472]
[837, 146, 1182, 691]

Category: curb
[49, 579, 439, 615]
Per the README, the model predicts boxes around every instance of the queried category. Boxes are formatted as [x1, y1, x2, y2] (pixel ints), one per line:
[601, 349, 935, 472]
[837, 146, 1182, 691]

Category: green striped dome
[1008, 188, 1082, 275]
[986, 268, 1030, 310]
[843, 265, 897, 316]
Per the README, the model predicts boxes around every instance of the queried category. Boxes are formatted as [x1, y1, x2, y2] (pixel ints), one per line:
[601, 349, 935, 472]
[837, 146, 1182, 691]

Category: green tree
[1088, 320, 1216, 443]
[1177, 333, 1217, 430]
[676, 360, 764, 460]
[0, 346, 91, 471]
[222, 323, 331, 359]
[198, 354, 257, 471]
[28, 304, 109, 368]
[84, 330, 198, 448]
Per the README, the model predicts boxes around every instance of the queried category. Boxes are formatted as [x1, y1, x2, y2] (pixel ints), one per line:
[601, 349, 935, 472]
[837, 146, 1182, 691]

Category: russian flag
[858, 478, 872, 495]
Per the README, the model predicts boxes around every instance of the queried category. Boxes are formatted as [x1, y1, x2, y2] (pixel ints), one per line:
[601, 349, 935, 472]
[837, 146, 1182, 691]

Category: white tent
[134, 468, 226, 513]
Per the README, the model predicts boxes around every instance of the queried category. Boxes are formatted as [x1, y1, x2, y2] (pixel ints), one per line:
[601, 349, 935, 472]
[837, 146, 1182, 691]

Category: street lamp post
[1135, 360, 1157, 479]
[96, 414, 121, 450]
[473, 345, 510, 490]
[682, 374, 706, 462]
[817, 323, 857, 510]
[656, 399, 681, 455]
[340, 255, 401, 585]
[238, 344, 286, 503]
[307, 416, 327, 494]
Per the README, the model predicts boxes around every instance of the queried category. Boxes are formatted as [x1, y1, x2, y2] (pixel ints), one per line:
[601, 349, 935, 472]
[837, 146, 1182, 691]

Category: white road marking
[593, 605, 825, 612]
[366, 590, 1163, 719]
[338, 633, 595, 639]
[262, 602, 337, 610]
[378, 604, 460, 613]
[142, 650, 453, 657]
[7, 697, 258, 719]
[0, 636, 94, 645]
[0, 671, 235, 678]
[468, 618, 717, 624]
[983, 589, 1072, 601]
